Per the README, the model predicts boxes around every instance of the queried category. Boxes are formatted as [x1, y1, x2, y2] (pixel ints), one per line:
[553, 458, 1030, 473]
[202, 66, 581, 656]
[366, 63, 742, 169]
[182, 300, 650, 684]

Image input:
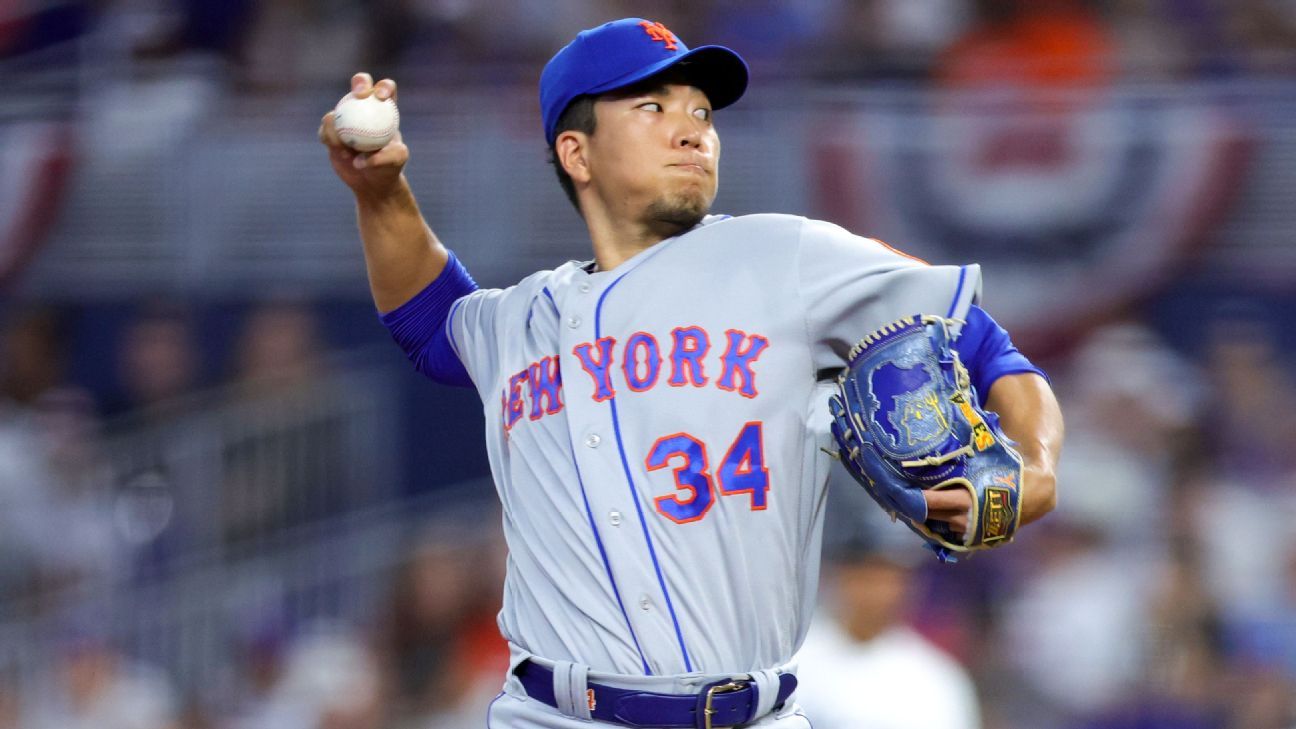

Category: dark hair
[547, 95, 598, 212]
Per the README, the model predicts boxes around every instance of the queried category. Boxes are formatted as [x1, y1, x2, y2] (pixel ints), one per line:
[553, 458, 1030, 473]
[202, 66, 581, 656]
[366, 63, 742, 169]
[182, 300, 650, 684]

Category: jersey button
[584, 433, 601, 448]
[568, 316, 582, 329]
[639, 595, 651, 611]
[578, 282, 592, 294]
[608, 510, 622, 526]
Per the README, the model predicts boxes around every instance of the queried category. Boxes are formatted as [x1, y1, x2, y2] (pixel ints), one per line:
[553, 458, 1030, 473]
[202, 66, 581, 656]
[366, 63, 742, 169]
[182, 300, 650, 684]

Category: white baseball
[333, 92, 400, 152]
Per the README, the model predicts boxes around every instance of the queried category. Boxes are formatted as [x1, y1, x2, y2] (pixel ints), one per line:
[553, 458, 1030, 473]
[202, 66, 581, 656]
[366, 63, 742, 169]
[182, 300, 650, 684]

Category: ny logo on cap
[639, 21, 678, 50]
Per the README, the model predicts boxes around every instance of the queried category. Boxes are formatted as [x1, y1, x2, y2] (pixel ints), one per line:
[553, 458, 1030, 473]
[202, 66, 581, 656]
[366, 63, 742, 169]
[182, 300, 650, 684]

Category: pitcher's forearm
[987, 372, 1064, 526]
[356, 175, 449, 313]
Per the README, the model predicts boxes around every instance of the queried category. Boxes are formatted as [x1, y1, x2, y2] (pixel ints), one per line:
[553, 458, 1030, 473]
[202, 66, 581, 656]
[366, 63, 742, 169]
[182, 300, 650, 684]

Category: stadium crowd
[114, 0, 1296, 83]
[2, 301, 1294, 728]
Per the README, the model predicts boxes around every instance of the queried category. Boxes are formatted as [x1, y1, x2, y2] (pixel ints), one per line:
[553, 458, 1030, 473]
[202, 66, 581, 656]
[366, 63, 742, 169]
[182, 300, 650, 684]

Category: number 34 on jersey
[499, 325, 773, 526]
[646, 421, 769, 524]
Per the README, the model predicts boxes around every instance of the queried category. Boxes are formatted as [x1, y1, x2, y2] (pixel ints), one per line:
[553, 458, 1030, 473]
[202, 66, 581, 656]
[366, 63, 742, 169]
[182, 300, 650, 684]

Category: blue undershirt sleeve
[953, 305, 1048, 402]
[378, 250, 478, 388]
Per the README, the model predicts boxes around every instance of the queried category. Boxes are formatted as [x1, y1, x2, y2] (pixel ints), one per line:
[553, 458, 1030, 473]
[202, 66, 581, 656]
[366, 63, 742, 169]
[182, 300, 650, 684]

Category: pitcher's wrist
[353, 174, 410, 209]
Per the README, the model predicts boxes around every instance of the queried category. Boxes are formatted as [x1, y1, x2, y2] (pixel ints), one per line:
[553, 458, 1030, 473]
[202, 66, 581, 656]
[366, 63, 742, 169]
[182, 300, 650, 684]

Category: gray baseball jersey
[446, 213, 981, 677]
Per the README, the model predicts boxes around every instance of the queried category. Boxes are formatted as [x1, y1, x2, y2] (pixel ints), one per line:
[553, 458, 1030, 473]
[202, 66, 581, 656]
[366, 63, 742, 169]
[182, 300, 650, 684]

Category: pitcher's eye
[693, 108, 712, 122]
[638, 102, 663, 112]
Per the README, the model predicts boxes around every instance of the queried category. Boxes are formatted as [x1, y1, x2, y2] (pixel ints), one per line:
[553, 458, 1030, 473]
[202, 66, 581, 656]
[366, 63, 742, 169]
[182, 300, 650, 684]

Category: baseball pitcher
[319, 18, 1064, 729]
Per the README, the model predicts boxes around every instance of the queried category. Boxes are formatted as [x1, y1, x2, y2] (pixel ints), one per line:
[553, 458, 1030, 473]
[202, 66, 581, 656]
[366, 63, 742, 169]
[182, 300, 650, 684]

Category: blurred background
[2, 0, 1295, 727]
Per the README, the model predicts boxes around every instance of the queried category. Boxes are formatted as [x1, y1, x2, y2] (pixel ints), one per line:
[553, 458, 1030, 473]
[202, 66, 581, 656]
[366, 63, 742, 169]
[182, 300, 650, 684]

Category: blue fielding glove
[829, 315, 1025, 562]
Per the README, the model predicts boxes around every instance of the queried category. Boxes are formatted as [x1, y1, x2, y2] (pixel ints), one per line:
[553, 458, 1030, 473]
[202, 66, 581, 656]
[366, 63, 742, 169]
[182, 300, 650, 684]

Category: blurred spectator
[1057, 322, 1205, 547]
[1002, 322, 1216, 727]
[0, 309, 120, 616]
[361, 0, 475, 72]
[1158, 0, 1243, 76]
[1225, 541, 1296, 678]
[999, 522, 1152, 726]
[23, 627, 180, 729]
[875, 0, 971, 57]
[219, 613, 297, 729]
[1073, 537, 1229, 729]
[812, 0, 971, 80]
[1109, 0, 1193, 79]
[230, 299, 327, 394]
[27, 387, 121, 596]
[222, 621, 385, 729]
[132, 0, 258, 64]
[0, 307, 68, 407]
[1225, 666, 1296, 729]
[221, 299, 338, 545]
[98, 303, 200, 570]
[0, 673, 17, 729]
[1192, 474, 1296, 620]
[0, 393, 55, 613]
[700, 0, 830, 74]
[1186, 306, 1296, 647]
[376, 518, 508, 728]
[1202, 306, 1296, 487]
[107, 303, 201, 418]
[936, 0, 1115, 95]
[362, 0, 682, 83]
[453, 0, 619, 68]
[1227, 0, 1296, 75]
[278, 627, 387, 729]
[239, 0, 366, 91]
[795, 472, 981, 729]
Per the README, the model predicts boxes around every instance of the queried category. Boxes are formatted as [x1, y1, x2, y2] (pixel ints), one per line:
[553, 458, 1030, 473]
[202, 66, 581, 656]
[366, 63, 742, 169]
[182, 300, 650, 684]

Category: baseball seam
[337, 123, 398, 138]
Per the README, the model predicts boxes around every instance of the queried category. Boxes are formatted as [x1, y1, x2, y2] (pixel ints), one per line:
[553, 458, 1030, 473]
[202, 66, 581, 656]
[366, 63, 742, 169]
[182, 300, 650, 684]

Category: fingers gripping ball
[333, 92, 400, 152]
[829, 315, 1024, 562]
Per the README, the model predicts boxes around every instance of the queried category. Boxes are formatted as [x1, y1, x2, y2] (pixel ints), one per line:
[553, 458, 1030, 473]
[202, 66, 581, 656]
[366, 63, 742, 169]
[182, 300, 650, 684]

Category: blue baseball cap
[540, 18, 749, 145]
